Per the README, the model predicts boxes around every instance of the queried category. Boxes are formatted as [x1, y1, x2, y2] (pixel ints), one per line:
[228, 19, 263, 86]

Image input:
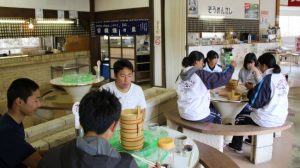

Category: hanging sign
[110, 21, 119, 36]
[120, 21, 129, 35]
[288, 0, 300, 6]
[95, 20, 149, 36]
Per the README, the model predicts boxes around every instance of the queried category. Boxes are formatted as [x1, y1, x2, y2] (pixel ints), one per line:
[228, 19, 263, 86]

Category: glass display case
[103, 35, 151, 83]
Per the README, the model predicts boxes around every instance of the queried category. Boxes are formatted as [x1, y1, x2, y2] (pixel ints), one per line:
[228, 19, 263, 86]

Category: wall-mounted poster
[289, 0, 300, 6]
[244, 3, 259, 19]
[188, 0, 199, 17]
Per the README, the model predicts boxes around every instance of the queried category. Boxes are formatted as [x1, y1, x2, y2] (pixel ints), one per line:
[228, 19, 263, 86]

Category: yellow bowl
[158, 137, 175, 150]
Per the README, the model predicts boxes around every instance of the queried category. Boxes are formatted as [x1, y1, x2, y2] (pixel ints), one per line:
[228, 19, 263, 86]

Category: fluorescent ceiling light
[0, 19, 25, 23]
[36, 20, 74, 24]
[200, 15, 225, 19]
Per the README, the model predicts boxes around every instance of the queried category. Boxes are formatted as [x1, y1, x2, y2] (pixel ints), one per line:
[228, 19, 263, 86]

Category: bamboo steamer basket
[121, 137, 144, 146]
[121, 129, 143, 139]
[227, 90, 241, 101]
[121, 124, 144, 133]
[121, 143, 144, 151]
[226, 79, 238, 90]
[121, 107, 143, 121]
[121, 135, 143, 142]
[120, 107, 144, 151]
[120, 121, 143, 130]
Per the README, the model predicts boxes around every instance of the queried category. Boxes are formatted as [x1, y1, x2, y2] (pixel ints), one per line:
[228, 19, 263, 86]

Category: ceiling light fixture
[0, 19, 25, 23]
[36, 19, 75, 24]
[28, 18, 34, 29]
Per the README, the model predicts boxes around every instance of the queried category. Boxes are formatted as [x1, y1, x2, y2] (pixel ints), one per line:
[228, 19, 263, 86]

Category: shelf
[135, 78, 151, 83]
[136, 62, 150, 65]
[136, 52, 150, 55]
[136, 70, 150, 73]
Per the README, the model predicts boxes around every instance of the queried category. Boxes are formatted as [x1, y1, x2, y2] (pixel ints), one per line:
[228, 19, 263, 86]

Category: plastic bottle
[248, 33, 252, 44]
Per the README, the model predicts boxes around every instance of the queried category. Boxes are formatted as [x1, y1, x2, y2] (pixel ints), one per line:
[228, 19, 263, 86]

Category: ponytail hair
[182, 51, 204, 68]
[258, 52, 281, 74]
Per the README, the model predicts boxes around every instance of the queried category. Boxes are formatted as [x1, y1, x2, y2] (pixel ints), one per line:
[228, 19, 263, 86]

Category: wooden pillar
[275, 0, 280, 26]
[89, 0, 100, 74]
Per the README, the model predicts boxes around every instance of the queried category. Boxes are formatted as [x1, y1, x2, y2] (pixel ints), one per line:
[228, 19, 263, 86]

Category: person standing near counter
[0, 78, 42, 168]
[100, 59, 146, 112]
[176, 51, 236, 123]
[228, 53, 289, 153]
[203, 50, 223, 73]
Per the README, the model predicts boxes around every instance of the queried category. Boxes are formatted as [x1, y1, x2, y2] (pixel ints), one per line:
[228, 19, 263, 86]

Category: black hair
[113, 59, 134, 75]
[205, 50, 219, 64]
[79, 89, 121, 135]
[258, 52, 281, 74]
[7, 78, 39, 109]
[243, 53, 257, 69]
[182, 51, 204, 68]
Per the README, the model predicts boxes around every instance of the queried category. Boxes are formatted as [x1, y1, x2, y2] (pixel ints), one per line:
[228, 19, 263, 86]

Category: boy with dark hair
[38, 90, 138, 168]
[0, 78, 42, 168]
[100, 59, 146, 111]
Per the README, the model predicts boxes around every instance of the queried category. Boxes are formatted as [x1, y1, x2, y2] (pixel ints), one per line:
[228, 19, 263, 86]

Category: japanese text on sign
[208, 6, 232, 15]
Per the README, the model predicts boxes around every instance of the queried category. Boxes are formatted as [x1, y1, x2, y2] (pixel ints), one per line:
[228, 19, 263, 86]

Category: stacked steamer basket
[225, 79, 238, 90]
[120, 107, 144, 151]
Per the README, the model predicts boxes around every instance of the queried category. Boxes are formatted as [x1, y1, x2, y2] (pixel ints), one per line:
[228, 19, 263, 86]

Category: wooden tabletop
[195, 141, 239, 168]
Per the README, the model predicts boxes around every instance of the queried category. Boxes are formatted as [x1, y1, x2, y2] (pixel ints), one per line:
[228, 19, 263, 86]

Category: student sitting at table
[100, 59, 146, 112]
[176, 51, 236, 124]
[0, 78, 42, 168]
[38, 90, 138, 168]
[238, 53, 262, 89]
[203, 50, 223, 73]
[228, 53, 289, 153]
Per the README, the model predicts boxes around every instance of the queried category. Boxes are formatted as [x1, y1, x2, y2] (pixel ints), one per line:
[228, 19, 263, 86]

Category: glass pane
[110, 36, 121, 47]
[122, 36, 134, 47]
[136, 35, 150, 55]
[100, 36, 109, 60]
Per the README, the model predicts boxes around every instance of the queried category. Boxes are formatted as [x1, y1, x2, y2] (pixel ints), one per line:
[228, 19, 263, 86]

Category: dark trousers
[231, 113, 258, 149]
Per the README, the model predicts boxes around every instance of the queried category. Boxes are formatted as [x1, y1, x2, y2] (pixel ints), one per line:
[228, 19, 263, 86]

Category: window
[279, 16, 300, 37]
[0, 38, 40, 55]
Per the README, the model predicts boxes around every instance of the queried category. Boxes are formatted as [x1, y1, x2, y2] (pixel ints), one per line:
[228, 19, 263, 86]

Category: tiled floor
[223, 61, 300, 168]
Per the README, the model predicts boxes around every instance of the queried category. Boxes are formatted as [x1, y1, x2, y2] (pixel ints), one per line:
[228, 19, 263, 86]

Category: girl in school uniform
[228, 52, 289, 153]
[238, 53, 262, 89]
[203, 50, 223, 73]
[176, 51, 236, 124]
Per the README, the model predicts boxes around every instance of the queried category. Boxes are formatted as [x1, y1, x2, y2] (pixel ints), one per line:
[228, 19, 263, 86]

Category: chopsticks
[131, 153, 166, 168]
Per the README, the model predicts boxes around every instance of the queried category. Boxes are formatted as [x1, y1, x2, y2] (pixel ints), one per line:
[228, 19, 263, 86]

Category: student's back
[38, 140, 136, 168]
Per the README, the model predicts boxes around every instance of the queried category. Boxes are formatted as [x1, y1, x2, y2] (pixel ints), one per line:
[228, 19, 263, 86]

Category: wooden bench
[163, 110, 293, 164]
[195, 140, 239, 168]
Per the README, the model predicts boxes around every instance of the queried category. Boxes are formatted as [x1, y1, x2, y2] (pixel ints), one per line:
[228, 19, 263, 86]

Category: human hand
[245, 82, 254, 90]
[230, 60, 237, 68]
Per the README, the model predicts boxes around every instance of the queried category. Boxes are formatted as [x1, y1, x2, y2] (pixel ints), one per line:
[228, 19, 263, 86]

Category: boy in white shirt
[100, 59, 146, 112]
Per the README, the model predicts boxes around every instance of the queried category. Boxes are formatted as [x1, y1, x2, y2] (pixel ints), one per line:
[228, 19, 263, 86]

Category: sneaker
[228, 143, 243, 154]
[244, 138, 252, 145]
